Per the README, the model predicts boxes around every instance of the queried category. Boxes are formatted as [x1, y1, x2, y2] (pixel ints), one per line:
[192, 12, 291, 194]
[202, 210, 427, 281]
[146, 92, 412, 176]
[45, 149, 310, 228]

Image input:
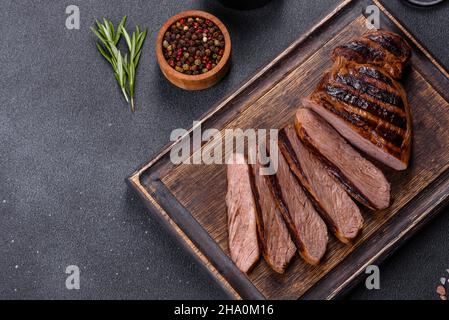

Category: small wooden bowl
[156, 10, 232, 90]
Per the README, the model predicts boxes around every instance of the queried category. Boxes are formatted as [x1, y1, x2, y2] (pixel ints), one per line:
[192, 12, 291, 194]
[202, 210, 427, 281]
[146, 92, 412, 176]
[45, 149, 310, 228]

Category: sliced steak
[333, 30, 411, 79]
[268, 148, 328, 265]
[225, 153, 260, 273]
[251, 158, 296, 273]
[279, 126, 364, 243]
[295, 108, 390, 210]
[304, 57, 412, 171]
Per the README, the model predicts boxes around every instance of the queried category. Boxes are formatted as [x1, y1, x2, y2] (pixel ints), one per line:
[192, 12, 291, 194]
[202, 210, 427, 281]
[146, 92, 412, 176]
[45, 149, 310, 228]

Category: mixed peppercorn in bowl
[156, 10, 231, 90]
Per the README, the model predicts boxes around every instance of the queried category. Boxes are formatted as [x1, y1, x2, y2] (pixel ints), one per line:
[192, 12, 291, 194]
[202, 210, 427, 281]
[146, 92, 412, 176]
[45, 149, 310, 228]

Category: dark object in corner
[216, 0, 272, 10]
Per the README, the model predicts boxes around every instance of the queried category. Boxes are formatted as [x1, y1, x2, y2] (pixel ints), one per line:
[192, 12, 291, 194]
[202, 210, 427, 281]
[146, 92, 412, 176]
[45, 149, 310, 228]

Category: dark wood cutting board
[127, 0, 449, 299]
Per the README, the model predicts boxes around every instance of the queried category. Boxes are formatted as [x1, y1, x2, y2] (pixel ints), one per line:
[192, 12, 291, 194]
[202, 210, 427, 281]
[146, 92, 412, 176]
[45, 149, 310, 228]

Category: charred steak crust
[311, 90, 404, 156]
[307, 41, 413, 171]
[321, 70, 408, 146]
[364, 30, 411, 61]
[333, 30, 411, 79]
[324, 83, 407, 132]
[335, 73, 405, 110]
[358, 65, 394, 86]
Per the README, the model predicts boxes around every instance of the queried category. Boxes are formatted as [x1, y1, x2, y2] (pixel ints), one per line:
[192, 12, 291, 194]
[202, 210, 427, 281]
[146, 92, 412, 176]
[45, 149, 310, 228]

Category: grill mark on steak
[336, 73, 405, 110]
[313, 94, 403, 158]
[333, 31, 411, 79]
[358, 65, 393, 86]
[321, 87, 406, 147]
[332, 59, 407, 112]
[364, 32, 411, 60]
[338, 40, 385, 62]
[325, 83, 407, 129]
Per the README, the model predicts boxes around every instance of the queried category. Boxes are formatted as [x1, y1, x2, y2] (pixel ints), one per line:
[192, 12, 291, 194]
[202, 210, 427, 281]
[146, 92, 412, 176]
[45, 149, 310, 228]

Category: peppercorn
[162, 16, 225, 75]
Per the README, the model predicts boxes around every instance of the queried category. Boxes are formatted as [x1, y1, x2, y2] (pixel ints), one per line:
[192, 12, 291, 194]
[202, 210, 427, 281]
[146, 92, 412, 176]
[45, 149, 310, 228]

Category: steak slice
[268, 147, 328, 265]
[304, 58, 412, 171]
[225, 153, 260, 273]
[251, 158, 296, 273]
[295, 108, 390, 210]
[279, 126, 364, 243]
[332, 30, 411, 79]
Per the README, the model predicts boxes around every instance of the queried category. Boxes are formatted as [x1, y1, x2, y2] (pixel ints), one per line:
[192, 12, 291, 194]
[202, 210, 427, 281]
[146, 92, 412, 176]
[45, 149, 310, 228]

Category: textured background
[0, 0, 448, 299]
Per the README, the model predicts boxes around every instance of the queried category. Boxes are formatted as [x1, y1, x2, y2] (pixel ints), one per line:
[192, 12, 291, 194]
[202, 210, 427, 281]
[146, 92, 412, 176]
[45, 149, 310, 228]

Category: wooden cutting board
[127, 0, 449, 299]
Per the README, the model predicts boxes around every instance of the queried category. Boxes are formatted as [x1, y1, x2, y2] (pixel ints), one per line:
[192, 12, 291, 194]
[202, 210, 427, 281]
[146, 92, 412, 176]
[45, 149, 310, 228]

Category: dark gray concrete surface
[0, 0, 448, 300]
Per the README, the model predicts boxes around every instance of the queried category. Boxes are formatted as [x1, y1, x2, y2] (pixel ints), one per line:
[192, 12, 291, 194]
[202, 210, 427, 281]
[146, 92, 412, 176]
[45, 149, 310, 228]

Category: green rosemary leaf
[95, 43, 112, 64]
[131, 31, 137, 58]
[134, 49, 143, 68]
[114, 16, 127, 45]
[121, 27, 132, 53]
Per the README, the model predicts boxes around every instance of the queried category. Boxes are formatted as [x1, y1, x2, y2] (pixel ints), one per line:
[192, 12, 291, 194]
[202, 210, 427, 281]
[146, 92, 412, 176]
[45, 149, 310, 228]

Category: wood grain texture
[128, 0, 449, 300]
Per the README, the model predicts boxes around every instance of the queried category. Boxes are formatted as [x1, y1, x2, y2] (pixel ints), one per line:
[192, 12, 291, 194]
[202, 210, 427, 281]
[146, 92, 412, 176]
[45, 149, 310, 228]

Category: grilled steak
[225, 153, 260, 273]
[267, 148, 328, 265]
[295, 108, 390, 210]
[251, 158, 296, 273]
[304, 57, 412, 170]
[333, 30, 411, 79]
[279, 126, 364, 243]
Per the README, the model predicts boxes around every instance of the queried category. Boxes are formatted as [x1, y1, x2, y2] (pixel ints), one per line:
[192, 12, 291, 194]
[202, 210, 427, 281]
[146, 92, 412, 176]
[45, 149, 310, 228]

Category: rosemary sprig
[122, 26, 148, 112]
[91, 16, 147, 112]
[91, 16, 129, 103]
